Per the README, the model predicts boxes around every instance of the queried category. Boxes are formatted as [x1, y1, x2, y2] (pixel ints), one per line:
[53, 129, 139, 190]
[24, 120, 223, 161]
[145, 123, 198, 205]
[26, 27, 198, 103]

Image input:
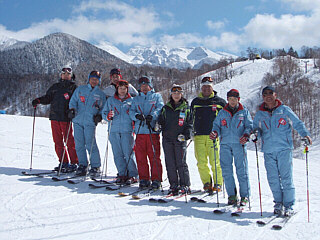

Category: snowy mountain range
[0, 34, 237, 69]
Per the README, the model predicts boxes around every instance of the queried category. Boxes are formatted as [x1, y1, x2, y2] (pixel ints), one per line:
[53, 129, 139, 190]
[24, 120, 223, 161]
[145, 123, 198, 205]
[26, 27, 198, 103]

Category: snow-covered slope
[0, 35, 29, 51]
[0, 114, 319, 239]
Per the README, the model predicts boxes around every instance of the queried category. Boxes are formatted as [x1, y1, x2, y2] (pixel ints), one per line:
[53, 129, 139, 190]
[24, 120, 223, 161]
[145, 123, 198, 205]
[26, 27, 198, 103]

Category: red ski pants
[51, 120, 78, 164]
[135, 134, 162, 181]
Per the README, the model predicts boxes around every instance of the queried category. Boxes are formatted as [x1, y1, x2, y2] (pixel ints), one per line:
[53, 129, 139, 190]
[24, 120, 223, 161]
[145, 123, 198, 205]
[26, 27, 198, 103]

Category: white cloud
[206, 20, 226, 31]
[281, 0, 320, 12]
[243, 13, 320, 49]
[0, 0, 162, 46]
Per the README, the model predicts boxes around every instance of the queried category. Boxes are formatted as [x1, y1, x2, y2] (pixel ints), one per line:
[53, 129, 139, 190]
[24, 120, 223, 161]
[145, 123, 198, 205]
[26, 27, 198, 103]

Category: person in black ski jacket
[158, 84, 192, 195]
[32, 66, 78, 172]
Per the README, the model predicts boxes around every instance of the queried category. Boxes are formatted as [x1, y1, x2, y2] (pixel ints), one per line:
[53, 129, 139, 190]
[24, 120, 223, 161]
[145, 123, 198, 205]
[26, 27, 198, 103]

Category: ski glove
[177, 134, 186, 142]
[240, 134, 249, 145]
[209, 131, 218, 140]
[145, 115, 153, 125]
[67, 109, 76, 119]
[135, 114, 145, 121]
[107, 110, 114, 120]
[250, 132, 258, 142]
[32, 98, 40, 108]
[93, 114, 102, 125]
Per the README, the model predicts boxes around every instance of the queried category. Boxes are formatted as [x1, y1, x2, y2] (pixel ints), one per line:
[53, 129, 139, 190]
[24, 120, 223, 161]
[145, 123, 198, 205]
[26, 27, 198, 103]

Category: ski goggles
[61, 67, 72, 74]
[171, 86, 183, 93]
[200, 76, 214, 87]
[138, 76, 150, 85]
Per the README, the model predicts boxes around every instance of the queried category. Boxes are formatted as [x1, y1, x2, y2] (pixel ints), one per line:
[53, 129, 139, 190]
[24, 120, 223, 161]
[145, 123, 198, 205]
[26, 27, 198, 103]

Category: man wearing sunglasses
[190, 76, 226, 194]
[253, 86, 312, 216]
[103, 68, 138, 98]
[31, 66, 78, 173]
[129, 76, 164, 190]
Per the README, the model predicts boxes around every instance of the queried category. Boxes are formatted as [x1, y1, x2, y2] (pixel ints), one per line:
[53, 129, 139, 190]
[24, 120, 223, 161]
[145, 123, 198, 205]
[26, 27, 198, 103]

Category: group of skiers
[32, 66, 312, 216]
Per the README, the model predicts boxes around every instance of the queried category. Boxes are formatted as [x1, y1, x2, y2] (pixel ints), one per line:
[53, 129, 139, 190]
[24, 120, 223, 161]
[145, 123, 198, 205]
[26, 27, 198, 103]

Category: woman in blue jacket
[102, 80, 138, 185]
[211, 89, 253, 206]
[69, 71, 106, 177]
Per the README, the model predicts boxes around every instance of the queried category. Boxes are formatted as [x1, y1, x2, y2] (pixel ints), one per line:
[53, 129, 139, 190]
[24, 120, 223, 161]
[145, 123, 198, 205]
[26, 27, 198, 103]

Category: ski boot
[125, 177, 138, 185]
[203, 182, 213, 194]
[180, 186, 191, 195]
[139, 179, 151, 189]
[66, 164, 78, 173]
[75, 165, 87, 176]
[54, 162, 69, 173]
[89, 167, 101, 178]
[240, 197, 249, 206]
[228, 195, 238, 205]
[151, 180, 161, 190]
[274, 202, 283, 216]
[213, 184, 222, 192]
[168, 186, 179, 196]
[284, 206, 294, 217]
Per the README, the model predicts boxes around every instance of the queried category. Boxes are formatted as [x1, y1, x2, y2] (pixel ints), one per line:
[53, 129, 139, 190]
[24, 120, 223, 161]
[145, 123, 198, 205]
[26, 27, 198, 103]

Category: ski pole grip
[301, 137, 310, 146]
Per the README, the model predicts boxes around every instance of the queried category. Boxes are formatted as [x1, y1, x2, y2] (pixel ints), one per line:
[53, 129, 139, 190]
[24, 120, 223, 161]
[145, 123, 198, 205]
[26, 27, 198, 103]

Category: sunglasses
[139, 77, 150, 84]
[171, 87, 183, 93]
[61, 68, 72, 74]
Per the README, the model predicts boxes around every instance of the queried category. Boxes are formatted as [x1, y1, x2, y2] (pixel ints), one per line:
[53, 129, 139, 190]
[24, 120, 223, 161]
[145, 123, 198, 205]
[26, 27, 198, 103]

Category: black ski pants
[162, 138, 191, 188]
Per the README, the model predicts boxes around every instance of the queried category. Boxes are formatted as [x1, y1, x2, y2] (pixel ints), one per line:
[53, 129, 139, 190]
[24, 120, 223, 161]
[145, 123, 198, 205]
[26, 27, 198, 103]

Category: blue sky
[0, 0, 320, 54]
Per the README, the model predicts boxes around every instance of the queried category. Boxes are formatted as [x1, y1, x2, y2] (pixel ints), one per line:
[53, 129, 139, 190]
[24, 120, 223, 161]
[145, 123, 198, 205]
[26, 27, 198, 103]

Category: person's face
[89, 77, 99, 88]
[140, 84, 151, 94]
[201, 85, 213, 97]
[227, 97, 239, 108]
[171, 91, 182, 103]
[111, 74, 120, 84]
[61, 72, 72, 81]
[118, 85, 128, 96]
[262, 90, 277, 105]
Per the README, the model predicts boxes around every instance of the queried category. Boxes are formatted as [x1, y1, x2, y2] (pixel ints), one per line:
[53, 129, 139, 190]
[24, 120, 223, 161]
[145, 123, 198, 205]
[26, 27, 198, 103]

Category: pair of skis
[257, 212, 297, 230]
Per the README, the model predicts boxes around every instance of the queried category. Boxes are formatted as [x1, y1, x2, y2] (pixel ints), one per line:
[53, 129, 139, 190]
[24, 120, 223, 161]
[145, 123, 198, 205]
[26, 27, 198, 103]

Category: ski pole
[302, 138, 310, 223]
[242, 145, 251, 211]
[100, 119, 113, 181]
[212, 139, 220, 207]
[29, 107, 37, 171]
[57, 121, 73, 176]
[254, 140, 263, 216]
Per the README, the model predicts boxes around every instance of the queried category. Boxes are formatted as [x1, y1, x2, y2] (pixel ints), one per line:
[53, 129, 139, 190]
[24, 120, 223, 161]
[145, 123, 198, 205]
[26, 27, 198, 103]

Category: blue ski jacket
[102, 94, 134, 133]
[69, 83, 106, 126]
[212, 103, 253, 144]
[253, 99, 310, 153]
[129, 90, 164, 134]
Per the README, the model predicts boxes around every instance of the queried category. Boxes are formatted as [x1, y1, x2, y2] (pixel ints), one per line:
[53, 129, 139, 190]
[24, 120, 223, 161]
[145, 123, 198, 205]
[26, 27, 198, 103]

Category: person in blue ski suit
[253, 86, 312, 216]
[102, 80, 138, 185]
[129, 76, 164, 190]
[211, 89, 253, 206]
[69, 71, 106, 176]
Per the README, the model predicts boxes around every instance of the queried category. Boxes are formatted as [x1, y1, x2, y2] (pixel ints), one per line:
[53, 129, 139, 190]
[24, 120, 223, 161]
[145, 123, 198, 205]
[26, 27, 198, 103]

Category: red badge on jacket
[80, 96, 85, 103]
[64, 93, 70, 100]
[278, 118, 286, 127]
[221, 119, 227, 126]
[212, 105, 217, 111]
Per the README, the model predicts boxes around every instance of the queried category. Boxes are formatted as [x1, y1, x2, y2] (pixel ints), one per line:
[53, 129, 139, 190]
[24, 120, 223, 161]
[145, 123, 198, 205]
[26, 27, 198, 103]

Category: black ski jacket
[158, 99, 192, 141]
[190, 91, 226, 135]
[37, 79, 77, 122]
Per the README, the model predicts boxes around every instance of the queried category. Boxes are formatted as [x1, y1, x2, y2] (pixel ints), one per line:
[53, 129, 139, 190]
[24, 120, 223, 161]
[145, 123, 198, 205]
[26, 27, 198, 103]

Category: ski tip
[158, 199, 168, 203]
[197, 199, 207, 203]
[213, 209, 224, 214]
[231, 212, 241, 217]
[272, 225, 282, 230]
[256, 220, 266, 226]
[149, 198, 157, 202]
[190, 197, 198, 201]
[132, 195, 141, 200]
[51, 177, 60, 181]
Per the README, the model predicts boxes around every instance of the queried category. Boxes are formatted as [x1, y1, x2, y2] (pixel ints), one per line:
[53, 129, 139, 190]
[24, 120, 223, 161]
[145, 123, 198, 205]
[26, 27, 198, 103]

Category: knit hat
[110, 68, 122, 79]
[262, 86, 275, 94]
[88, 70, 101, 85]
[227, 89, 240, 98]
